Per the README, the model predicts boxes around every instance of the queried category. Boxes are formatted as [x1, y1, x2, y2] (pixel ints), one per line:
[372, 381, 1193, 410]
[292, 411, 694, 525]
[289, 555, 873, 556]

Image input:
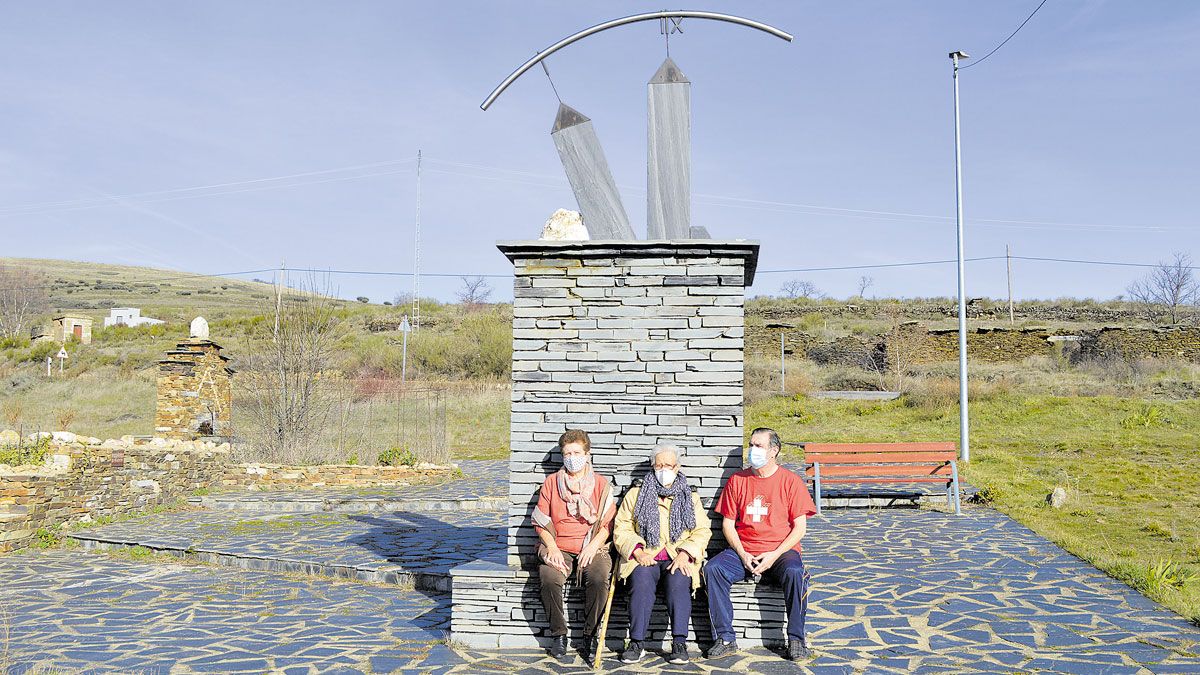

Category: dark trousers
[704, 548, 810, 643]
[627, 559, 692, 642]
[539, 549, 612, 637]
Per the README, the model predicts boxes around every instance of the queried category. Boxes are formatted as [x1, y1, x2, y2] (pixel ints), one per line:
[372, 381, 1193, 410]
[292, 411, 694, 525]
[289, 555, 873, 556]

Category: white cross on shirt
[745, 497, 769, 523]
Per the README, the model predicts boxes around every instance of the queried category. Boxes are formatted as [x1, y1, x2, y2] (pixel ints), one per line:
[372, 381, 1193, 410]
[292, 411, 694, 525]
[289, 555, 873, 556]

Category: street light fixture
[949, 50, 970, 463]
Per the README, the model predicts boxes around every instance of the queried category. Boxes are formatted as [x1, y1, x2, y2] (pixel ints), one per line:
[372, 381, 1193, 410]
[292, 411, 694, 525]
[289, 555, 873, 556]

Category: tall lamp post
[950, 50, 970, 463]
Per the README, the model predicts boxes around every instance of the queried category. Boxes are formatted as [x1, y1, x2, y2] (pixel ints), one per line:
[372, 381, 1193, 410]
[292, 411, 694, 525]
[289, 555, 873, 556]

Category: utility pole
[950, 50, 971, 463]
[412, 150, 422, 333]
[780, 332, 786, 394]
[273, 259, 285, 340]
[400, 314, 411, 385]
[1006, 244, 1015, 326]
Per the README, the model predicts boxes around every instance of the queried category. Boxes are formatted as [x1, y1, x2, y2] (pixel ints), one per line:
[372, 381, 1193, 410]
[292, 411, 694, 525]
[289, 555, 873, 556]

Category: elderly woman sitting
[612, 445, 711, 665]
[532, 429, 617, 661]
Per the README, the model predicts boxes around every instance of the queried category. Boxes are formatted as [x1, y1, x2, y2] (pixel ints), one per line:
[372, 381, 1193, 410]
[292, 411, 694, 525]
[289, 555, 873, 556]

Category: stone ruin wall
[749, 324, 1200, 369]
[1081, 326, 1200, 362]
[0, 437, 229, 552]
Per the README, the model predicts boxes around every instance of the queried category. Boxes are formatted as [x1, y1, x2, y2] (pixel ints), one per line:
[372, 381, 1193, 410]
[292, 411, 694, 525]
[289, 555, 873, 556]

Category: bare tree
[1126, 252, 1198, 324]
[457, 275, 492, 310]
[779, 279, 822, 299]
[862, 311, 926, 393]
[0, 263, 50, 339]
[393, 291, 415, 307]
[237, 275, 348, 463]
[855, 275, 875, 299]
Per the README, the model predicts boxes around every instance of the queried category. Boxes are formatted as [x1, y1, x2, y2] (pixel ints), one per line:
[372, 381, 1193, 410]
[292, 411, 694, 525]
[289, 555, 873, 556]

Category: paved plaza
[3, 460, 1199, 673]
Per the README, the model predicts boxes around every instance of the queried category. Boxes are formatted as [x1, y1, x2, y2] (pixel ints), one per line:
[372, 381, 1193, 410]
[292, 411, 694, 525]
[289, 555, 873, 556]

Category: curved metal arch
[480, 10, 792, 110]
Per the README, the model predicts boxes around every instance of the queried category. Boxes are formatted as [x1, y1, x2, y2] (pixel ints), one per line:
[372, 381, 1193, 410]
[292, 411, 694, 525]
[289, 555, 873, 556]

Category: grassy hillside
[3, 258, 279, 322]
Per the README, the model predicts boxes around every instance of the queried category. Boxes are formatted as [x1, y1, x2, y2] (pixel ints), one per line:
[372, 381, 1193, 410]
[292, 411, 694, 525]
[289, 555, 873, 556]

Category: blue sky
[1, 1, 1197, 302]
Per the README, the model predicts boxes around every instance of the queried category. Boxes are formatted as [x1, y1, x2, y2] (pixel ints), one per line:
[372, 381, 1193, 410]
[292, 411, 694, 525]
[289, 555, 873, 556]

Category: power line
[960, 0, 1050, 70]
[758, 256, 1004, 274]
[0, 159, 416, 217]
[2, 252, 1195, 294]
[1, 152, 1178, 234]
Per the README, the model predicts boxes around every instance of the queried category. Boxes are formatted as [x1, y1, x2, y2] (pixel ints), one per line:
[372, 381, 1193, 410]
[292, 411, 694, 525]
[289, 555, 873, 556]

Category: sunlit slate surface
[550, 103, 634, 240]
[647, 57, 691, 240]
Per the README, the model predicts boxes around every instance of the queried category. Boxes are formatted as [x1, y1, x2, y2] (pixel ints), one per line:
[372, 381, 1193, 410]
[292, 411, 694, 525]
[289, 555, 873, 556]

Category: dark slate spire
[551, 102, 590, 133]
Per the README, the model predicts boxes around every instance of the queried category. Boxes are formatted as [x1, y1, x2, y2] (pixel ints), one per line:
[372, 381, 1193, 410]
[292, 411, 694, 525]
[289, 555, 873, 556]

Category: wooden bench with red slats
[798, 442, 962, 515]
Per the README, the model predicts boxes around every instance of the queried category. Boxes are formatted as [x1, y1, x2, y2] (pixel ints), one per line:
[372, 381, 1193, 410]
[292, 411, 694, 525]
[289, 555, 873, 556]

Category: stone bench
[451, 560, 791, 650]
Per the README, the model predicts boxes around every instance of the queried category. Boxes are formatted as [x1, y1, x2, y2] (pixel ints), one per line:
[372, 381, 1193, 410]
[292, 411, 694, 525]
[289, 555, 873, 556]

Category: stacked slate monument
[451, 57, 784, 648]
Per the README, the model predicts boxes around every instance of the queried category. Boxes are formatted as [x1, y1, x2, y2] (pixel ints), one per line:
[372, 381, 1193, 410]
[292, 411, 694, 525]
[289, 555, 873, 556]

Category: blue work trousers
[627, 558, 692, 642]
[704, 547, 810, 643]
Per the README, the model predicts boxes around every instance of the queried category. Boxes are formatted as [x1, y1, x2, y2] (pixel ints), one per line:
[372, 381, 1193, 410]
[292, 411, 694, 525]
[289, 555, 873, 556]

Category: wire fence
[232, 381, 449, 466]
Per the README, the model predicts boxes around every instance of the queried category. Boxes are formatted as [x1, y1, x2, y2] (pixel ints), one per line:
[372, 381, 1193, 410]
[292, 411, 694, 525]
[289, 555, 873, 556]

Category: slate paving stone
[7, 476, 1200, 673]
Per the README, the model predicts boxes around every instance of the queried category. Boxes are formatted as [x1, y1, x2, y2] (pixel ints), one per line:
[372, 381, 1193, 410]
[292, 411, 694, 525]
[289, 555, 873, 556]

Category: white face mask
[563, 455, 588, 474]
[748, 446, 770, 469]
[655, 469, 677, 487]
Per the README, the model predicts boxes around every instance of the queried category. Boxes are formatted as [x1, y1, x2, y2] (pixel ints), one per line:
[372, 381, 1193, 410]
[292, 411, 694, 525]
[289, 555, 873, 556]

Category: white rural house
[103, 308, 165, 328]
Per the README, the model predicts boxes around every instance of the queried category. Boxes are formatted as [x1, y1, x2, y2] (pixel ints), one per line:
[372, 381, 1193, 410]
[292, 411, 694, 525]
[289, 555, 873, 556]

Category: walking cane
[592, 557, 620, 669]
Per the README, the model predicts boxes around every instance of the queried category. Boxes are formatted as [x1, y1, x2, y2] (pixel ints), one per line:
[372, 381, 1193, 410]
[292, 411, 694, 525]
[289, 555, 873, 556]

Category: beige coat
[612, 484, 711, 591]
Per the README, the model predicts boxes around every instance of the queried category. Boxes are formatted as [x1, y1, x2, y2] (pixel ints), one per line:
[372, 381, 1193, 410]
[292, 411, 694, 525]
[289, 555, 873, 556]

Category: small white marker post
[780, 332, 786, 394]
[46, 356, 52, 377]
[56, 347, 68, 375]
[399, 314, 412, 385]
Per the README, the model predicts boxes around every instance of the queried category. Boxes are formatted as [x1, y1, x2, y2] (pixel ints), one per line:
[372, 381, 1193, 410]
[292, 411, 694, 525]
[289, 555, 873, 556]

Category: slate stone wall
[451, 562, 786, 649]
[498, 240, 759, 566]
[0, 438, 229, 552]
[451, 240, 768, 648]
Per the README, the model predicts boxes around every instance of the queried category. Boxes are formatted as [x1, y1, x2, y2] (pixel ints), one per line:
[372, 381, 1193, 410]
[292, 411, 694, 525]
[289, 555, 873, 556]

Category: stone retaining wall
[751, 322, 1200, 367]
[0, 436, 229, 552]
[220, 463, 453, 489]
[914, 326, 1052, 364]
[1081, 325, 1200, 362]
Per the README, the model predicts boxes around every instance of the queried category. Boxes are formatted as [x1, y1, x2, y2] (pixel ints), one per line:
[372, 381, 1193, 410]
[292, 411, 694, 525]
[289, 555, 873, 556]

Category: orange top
[535, 472, 612, 554]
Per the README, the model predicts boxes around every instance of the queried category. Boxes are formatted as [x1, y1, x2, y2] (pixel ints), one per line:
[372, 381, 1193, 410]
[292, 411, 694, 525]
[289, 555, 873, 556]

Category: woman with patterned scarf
[531, 429, 616, 662]
[612, 445, 711, 665]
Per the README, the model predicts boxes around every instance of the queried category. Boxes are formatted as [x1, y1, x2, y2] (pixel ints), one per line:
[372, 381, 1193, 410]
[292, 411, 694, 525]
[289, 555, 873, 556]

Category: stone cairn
[154, 317, 233, 439]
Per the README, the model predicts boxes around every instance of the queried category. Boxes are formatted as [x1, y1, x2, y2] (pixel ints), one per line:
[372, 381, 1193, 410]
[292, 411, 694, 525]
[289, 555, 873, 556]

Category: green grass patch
[747, 393, 1200, 624]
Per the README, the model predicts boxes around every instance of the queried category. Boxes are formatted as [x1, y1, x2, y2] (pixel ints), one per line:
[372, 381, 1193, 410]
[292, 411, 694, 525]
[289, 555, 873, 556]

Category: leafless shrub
[1126, 252, 1198, 325]
[779, 279, 823, 299]
[1, 400, 23, 428]
[863, 312, 924, 393]
[457, 276, 492, 311]
[855, 275, 875, 299]
[0, 263, 50, 339]
[54, 408, 76, 431]
[236, 275, 349, 464]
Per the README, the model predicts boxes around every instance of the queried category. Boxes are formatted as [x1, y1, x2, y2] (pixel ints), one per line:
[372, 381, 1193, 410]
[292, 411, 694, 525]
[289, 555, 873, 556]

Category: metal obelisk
[550, 103, 635, 240]
[647, 57, 691, 240]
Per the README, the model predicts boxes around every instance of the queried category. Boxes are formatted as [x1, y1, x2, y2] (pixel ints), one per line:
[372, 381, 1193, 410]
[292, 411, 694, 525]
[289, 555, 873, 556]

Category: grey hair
[650, 444, 684, 463]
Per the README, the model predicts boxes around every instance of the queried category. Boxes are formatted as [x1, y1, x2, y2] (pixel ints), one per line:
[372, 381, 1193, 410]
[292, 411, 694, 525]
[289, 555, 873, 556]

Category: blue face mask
[748, 446, 769, 469]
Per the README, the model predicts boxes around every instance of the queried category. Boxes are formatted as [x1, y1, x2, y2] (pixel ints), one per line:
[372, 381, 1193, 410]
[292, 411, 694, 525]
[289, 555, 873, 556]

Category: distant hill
[2, 258, 278, 325]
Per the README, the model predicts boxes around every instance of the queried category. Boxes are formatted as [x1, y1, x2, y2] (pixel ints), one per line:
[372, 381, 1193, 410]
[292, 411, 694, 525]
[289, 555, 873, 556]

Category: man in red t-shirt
[705, 427, 816, 662]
